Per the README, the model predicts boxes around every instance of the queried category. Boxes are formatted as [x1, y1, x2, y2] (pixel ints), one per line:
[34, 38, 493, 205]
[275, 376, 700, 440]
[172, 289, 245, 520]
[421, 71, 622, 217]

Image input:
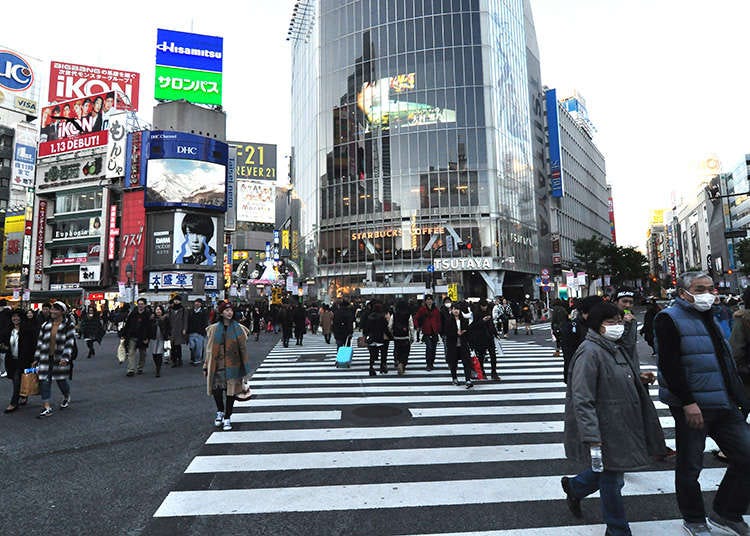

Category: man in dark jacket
[292, 300, 308, 345]
[187, 298, 209, 366]
[332, 300, 355, 348]
[121, 298, 152, 376]
[168, 296, 188, 367]
[655, 271, 750, 536]
[278, 302, 292, 347]
[414, 295, 441, 370]
[560, 295, 602, 383]
[469, 299, 501, 380]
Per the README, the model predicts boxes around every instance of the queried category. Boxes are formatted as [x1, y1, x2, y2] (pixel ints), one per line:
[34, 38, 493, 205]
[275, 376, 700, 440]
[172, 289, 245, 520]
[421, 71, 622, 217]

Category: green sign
[154, 65, 222, 105]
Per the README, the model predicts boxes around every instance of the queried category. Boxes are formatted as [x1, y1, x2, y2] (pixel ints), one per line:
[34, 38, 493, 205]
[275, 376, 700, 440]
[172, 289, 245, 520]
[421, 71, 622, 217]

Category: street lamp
[125, 263, 134, 306]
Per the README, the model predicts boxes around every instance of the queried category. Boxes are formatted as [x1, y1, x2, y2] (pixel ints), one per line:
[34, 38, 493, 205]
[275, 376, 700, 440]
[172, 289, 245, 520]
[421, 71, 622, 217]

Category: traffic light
[457, 241, 472, 251]
[726, 269, 734, 275]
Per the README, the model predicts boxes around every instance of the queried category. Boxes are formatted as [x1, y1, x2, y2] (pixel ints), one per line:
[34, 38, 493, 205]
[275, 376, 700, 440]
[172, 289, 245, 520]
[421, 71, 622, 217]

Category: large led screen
[145, 159, 226, 210]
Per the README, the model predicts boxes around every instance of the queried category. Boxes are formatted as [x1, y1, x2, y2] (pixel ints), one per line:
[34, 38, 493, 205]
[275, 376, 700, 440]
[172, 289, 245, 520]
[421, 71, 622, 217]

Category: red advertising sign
[51, 257, 86, 265]
[119, 191, 146, 284]
[87, 292, 105, 301]
[39, 91, 115, 157]
[49, 61, 140, 111]
[607, 196, 617, 244]
[108, 204, 119, 261]
[33, 200, 47, 283]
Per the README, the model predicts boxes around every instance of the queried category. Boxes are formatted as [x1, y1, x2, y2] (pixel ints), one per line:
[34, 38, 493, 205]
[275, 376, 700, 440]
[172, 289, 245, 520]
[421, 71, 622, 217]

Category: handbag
[235, 377, 252, 402]
[470, 353, 486, 380]
[357, 336, 367, 348]
[117, 339, 128, 364]
[20, 372, 40, 397]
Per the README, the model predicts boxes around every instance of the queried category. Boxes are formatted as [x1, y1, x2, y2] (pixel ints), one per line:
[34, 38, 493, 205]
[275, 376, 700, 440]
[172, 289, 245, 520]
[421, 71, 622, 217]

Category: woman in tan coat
[202, 301, 250, 431]
[319, 304, 334, 344]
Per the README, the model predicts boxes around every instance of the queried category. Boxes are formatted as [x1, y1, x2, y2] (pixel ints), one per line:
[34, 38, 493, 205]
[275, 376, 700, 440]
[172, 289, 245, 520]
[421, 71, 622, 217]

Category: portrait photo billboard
[172, 211, 218, 267]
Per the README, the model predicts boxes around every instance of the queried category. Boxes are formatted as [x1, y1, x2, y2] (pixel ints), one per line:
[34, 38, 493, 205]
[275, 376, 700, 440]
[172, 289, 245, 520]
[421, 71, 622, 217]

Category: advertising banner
[608, 196, 617, 243]
[237, 179, 275, 223]
[11, 142, 35, 188]
[119, 190, 146, 284]
[146, 212, 174, 266]
[142, 131, 227, 211]
[79, 264, 101, 284]
[173, 211, 218, 266]
[38, 91, 116, 156]
[33, 200, 47, 283]
[105, 111, 127, 179]
[124, 130, 144, 188]
[155, 29, 223, 106]
[3, 214, 25, 266]
[36, 156, 103, 190]
[154, 65, 222, 106]
[148, 271, 218, 290]
[0, 46, 40, 118]
[52, 216, 102, 239]
[545, 89, 565, 198]
[48, 60, 140, 111]
[225, 149, 236, 231]
[234, 142, 277, 179]
[107, 204, 119, 261]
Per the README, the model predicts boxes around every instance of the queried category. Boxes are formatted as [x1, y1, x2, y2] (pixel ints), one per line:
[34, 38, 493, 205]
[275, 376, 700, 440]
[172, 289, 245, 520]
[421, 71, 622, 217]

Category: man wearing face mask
[613, 288, 656, 386]
[655, 271, 750, 536]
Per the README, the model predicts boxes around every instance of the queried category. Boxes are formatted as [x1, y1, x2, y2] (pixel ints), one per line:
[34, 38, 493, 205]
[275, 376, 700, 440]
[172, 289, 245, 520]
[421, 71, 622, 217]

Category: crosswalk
[151, 333, 739, 535]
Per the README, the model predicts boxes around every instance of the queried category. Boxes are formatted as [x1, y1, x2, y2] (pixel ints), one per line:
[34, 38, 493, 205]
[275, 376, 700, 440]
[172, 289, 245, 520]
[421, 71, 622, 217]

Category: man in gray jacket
[655, 271, 750, 536]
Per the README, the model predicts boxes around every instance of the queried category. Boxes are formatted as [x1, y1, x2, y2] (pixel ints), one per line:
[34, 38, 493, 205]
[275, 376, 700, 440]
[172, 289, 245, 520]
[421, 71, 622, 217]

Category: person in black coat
[444, 303, 474, 388]
[560, 295, 603, 383]
[292, 301, 308, 346]
[120, 298, 153, 377]
[278, 302, 293, 347]
[80, 305, 105, 358]
[362, 300, 390, 376]
[332, 300, 355, 348]
[3, 309, 37, 412]
[469, 299, 501, 380]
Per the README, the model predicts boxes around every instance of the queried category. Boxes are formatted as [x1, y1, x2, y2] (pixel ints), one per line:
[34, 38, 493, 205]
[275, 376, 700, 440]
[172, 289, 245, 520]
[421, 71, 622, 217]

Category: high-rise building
[544, 88, 611, 273]
[289, 0, 541, 300]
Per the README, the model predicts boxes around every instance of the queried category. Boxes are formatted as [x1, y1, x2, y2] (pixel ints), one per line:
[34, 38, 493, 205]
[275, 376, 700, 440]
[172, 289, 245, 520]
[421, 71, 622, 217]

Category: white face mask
[444, 302, 452, 309]
[602, 324, 625, 341]
[685, 291, 714, 312]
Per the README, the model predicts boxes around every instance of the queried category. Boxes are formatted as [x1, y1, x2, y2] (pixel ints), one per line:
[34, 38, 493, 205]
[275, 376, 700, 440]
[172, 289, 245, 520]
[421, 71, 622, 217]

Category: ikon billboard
[39, 91, 117, 157]
[48, 61, 140, 111]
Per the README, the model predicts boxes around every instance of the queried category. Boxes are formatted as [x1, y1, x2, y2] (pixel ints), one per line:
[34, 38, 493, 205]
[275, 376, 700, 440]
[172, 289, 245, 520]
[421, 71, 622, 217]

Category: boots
[153, 355, 162, 377]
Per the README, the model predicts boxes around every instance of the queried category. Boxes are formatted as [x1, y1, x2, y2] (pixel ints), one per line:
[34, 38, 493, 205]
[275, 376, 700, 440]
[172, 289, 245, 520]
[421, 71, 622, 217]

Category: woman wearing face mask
[561, 303, 666, 536]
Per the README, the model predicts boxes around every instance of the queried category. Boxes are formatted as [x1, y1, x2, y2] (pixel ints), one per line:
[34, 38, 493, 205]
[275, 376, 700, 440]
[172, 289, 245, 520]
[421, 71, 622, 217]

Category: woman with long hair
[150, 305, 171, 377]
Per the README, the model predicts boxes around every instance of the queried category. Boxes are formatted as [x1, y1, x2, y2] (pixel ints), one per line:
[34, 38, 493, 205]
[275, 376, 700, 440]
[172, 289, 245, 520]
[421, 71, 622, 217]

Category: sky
[4, 1, 749, 251]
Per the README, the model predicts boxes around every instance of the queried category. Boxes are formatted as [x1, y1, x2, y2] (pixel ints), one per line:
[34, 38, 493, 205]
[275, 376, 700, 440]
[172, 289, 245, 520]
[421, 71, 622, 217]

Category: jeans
[393, 340, 411, 366]
[368, 344, 389, 371]
[127, 339, 147, 373]
[423, 333, 438, 367]
[670, 405, 750, 523]
[568, 469, 631, 536]
[40, 377, 70, 403]
[188, 333, 205, 363]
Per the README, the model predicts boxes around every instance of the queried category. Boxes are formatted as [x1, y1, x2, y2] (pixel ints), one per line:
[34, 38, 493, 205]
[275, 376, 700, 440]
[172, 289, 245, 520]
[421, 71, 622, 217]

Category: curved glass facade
[291, 0, 539, 299]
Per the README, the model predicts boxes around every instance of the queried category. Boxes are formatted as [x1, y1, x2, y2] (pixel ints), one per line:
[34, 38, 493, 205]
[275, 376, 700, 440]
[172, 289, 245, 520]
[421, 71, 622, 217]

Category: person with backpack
[391, 300, 415, 375]
[550, 299, 570, 357]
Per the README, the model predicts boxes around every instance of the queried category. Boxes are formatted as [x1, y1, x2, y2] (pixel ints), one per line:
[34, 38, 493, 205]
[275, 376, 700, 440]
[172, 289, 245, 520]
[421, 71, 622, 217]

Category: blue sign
[14, 143, 35, 163]
[545, 89, 564, 198]
[0, 50, 33, 91]
[427, 264, 435, 273]
[156, 29, 223, 73]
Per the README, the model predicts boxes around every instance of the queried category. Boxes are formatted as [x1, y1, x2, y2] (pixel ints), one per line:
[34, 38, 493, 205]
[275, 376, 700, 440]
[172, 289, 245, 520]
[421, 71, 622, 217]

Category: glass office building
[290, 0, 540, 300]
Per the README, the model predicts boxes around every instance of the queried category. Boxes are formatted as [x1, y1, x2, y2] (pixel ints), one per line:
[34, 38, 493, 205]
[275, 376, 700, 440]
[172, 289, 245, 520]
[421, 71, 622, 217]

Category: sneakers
[708, 511, 750, 535]
[682, 521, 713, 536]
[60, 396, 71, 409]
[37, 407, 54, 419]
[214, 411, 224, 427]
[561, 476, 582, 518]
[397, 363, 405, 375]
[465, 380, 474, 389]
[222, 418, 232, 431]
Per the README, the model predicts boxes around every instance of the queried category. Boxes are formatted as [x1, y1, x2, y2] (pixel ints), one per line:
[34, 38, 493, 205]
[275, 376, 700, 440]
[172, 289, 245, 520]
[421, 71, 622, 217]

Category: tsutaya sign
[434, 257, 494, 271]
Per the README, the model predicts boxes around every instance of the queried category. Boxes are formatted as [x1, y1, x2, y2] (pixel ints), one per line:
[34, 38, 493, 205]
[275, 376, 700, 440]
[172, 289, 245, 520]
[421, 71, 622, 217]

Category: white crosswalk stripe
[152, 332, 741, 534]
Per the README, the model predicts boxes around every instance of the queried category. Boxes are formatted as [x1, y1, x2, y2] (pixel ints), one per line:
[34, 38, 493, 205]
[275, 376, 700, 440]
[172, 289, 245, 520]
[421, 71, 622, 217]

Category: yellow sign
[650, 209, 665, 225]
[447, 283, 458, 302]
[271, 286, 282, 305]
[281, 229, 290, 250]
[232, 250, 250, 261]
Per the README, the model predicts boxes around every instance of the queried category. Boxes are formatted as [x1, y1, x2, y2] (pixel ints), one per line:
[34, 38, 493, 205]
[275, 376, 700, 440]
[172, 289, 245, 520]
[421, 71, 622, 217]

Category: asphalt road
[0, 328, 279, 536]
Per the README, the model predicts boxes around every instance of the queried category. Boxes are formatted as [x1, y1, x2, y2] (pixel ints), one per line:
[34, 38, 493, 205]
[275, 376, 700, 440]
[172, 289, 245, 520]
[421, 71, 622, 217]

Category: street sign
[427, 264, 435, 273]
[542, 285, 551, 292]
[541, 268, 550, 277]
[724, 229, 747, 239]
[534, 276, 542, 285]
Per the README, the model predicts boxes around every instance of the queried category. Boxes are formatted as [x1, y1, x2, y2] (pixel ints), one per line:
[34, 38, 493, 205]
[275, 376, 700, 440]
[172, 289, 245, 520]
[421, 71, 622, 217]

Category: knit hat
[217, 301, 233, 314]
[52, 301, 67, 313]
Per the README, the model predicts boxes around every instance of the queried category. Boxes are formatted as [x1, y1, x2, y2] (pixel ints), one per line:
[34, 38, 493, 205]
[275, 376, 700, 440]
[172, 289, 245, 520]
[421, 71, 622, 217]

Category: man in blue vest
[655, 271, 750, 536]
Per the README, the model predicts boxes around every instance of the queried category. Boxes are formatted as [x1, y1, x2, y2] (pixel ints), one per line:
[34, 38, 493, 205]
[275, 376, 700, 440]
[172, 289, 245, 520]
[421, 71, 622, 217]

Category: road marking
[230, 410, 342, 423]
[153, 467, 727, 517]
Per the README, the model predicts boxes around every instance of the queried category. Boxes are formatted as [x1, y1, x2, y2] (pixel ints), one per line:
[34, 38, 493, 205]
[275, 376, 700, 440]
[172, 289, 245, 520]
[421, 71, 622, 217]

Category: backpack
[392, 312, 410, 338]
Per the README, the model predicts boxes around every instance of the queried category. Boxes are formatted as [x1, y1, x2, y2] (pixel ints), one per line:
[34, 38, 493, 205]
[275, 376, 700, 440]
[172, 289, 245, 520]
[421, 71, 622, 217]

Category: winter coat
[468, 311, 497, 350]
[729, 308, 750, 394]
[550, 306, 569, 331]
[169, 304, 189, 345]
[414, 305, 441, 335]
[391, 310, 414, 342]
[1, 323, 36, 377]
[120, 308, 152, 349]
[320, 309, 334, 335]
[443, 313, 471, 348]
[149, 315, 171, 355]
[80, 313, 105, 342]
[564, 330, 666, 472]
[203, 321, 250, 396]
[332, 306, 354, 340]
[35, 318, 77, 381]
[363, 311, 389, 345]
[187, 307, 209, 336]
[292, 306, 307, 331]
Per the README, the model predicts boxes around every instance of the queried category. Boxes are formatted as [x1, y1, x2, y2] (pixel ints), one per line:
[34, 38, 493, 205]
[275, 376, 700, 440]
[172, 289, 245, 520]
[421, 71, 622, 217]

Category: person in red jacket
[414, 295, 442, 370]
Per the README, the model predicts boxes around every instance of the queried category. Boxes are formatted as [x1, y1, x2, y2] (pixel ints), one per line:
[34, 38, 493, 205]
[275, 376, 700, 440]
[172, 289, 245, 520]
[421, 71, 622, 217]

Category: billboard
[237, 180, 275, 224]
[173, 211, 218, 266]
[148, 271, 218, 290]
[124, 130, 144, 188]
[3, 213, 25, 267]
[0, 47, 40, 118]
[545, 89, 565, 198]
[234, 142, 277, 179]
[11, 142, 36, 188]
[119, 190, 146, 284]
[33, 200, 47, 283]
[48, 61, 140, 111]
[105, 111, 127, 179]
[140, 131, 227, 211]
[36, 156, 103, 191]
[154, 29, 223, 106]
[356, 73, 456, 131]
[146, 212, 174, 266]
[38, 91, 116, 157]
